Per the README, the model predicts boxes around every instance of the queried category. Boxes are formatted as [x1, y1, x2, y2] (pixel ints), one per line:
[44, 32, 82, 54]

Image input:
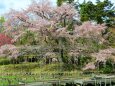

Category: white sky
[0, 0, 115, 16]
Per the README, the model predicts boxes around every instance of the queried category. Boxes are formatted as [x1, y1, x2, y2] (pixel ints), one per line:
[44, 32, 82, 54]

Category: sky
[0, 0, 115, 16]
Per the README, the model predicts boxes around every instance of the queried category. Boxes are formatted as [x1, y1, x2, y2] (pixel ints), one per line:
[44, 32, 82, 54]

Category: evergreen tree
[80, 1, 95, 21]
[79, 0, 115, 25]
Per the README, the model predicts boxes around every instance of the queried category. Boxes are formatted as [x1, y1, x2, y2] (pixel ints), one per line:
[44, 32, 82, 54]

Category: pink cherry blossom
[74, 21, 106, 38]
[3, 0, 107, 48]
[0, 44, 19, 59]
[91, 48, 115, 62]
[83, 62, 95, 70]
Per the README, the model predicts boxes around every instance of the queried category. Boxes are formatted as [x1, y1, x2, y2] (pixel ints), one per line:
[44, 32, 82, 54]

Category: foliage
[101, 58, 114, 73]
[107, 28, 115, 47]
[16, 30, 37, 45]
[0, 34, 13, 46]
[0, 58, 10, 65]
[0, 16, 5, 24]
[79, 0, 115, 25]
[80, 1, 95, 22]
[57, 0, 74, 6]
[0, 16, 5, 32]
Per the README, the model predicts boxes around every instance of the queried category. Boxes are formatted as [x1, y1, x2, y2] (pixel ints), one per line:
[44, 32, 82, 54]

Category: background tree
[80, 1, 95, 21]
[0, 16, 5, 32]
[79, 0, 115, 26]
[57, 0, 74, 6]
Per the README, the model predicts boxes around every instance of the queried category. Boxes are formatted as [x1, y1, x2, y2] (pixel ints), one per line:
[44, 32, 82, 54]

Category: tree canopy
[79, 0, 115, 26]
[57, 0, 74, 6]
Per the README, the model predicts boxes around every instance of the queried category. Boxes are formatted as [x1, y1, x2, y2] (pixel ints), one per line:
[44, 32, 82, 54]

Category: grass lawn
[0, 62, 92, 85]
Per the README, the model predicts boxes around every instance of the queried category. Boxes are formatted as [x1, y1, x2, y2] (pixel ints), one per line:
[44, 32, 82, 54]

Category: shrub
[0, 34, 13, 46]
[0, 58, 11, 65]
[108, 32, 115, 47]
[101, 59, 114, 74]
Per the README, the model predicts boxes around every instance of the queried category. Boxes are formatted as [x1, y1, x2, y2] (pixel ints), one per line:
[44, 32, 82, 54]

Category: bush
[100, 59, 114, 74]
[108, 32, 115, 47]
[102, 65, 113, 74]
[0, 58, 11, 65]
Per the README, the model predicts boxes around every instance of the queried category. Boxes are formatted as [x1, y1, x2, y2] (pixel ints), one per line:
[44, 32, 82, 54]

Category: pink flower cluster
[74, 21, 106, 37]
[83, 62, 95, 70]
[0, 44, 19, 59]
[91, 48, 115, 62]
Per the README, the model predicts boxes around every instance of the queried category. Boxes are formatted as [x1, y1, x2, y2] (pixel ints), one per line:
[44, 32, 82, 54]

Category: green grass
[0, 76, 19, 86]
[0, 62, 93, 85]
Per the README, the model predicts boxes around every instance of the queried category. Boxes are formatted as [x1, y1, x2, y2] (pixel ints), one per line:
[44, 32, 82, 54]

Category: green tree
[0, 16, 5, 24]
[79, 0, 115, 25]
[57, 0, 74, 6]
[80, 1, 95, 21]
[0, 16, 5, 32]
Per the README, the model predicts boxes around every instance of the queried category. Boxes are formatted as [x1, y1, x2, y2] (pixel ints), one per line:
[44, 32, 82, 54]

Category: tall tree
[80, 1, 95, 21]
[79, 0, 115, 25]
